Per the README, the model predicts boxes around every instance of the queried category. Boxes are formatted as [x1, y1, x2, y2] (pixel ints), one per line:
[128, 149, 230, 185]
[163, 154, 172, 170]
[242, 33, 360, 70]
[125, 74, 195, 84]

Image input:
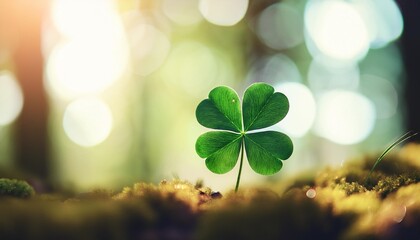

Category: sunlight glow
[199, 0, 249, 26]
[51, 0, 119, 38]
[0, 71, 24, 126]
[47, 39, 128, 99]
[47, 0, 128, 99]
[276, 82, 316, 138]
[63, 97, 113, 147]
[314, 90, 376, 145]
[305, 0, 369, 61]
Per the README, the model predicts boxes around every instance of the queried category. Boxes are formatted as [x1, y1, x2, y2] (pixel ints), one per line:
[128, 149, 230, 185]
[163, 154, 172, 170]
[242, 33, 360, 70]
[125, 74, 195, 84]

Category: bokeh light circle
[352, 0, 403, 49]
[256, 3, 303, 50]
[275, 82, 316, 138]
[304, 0, 370, 61]
[0, 71, 24, 126]
[46, 38, 128, 99]
[314, 90, 376, 145]
[247, 54, 301, 85]
[51, 0, 119, 38]
[199, 0, 249, 26]
[63, 97, 113, 147]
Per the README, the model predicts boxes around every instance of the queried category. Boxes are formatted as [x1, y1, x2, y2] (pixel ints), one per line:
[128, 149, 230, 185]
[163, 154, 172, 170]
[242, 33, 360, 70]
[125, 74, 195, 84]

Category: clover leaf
[196, 82, 293, 191]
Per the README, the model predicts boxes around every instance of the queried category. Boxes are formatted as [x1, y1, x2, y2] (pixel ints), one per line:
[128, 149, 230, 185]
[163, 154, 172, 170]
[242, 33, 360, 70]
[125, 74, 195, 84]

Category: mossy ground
[1, 144, 420, 239]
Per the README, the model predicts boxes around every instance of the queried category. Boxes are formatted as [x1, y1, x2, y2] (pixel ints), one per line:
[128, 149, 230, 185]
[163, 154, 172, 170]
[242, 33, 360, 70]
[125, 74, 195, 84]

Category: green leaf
[243, 82, 289, 131]
[196, 131, 242, 174]
[244, 131, 293, 175]
[196, 86, 242, 132]
[195, 83, 294, 191]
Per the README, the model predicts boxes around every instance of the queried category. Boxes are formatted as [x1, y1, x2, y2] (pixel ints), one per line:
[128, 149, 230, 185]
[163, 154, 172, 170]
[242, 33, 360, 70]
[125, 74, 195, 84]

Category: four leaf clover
[195, 82, 293, 191]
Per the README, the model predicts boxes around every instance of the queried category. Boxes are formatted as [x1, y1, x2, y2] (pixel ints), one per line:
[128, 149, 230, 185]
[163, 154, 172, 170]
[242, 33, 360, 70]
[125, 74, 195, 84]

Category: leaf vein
[211, 99, 241, 132]
[245, 93, 275, 131]
[208, 134, 242, 158]
[245, 135, 280, 161]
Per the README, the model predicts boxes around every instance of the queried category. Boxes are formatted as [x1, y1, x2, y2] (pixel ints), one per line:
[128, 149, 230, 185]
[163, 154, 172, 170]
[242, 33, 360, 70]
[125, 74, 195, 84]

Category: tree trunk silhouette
[5, 1, 50, 179]
[397, 1, 420, 133]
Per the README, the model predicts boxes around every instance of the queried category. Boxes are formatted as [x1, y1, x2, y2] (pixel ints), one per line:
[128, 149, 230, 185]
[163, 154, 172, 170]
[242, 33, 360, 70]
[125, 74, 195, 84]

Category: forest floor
[1, 144, 420, 240]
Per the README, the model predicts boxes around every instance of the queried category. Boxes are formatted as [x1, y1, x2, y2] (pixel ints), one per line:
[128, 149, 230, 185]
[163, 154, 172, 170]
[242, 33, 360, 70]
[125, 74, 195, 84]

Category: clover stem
[235, 137, 245, 192]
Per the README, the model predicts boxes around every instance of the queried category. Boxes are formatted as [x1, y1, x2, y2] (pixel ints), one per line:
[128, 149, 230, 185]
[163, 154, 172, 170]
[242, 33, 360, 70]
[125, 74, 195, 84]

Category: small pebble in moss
[0, 178, 35, 198]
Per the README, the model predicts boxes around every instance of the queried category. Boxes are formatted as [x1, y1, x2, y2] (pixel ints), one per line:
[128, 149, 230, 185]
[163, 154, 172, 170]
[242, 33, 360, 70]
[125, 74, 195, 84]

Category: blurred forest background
[0, 0, 418, 191]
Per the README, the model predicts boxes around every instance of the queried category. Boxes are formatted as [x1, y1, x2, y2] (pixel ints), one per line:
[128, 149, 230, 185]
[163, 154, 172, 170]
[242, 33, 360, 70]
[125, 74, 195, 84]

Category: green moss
[312, 151, 420, 198]
[113, 179, 217, 210]
[0, 198, 153, 240]
[373, 174, 419, 198]
[0, 178, 35, 198]
[196, 189, 355, 240]
[74, 188, 115, 200]
[336, 179, 367, 195]
[0, 179, 207, 239]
